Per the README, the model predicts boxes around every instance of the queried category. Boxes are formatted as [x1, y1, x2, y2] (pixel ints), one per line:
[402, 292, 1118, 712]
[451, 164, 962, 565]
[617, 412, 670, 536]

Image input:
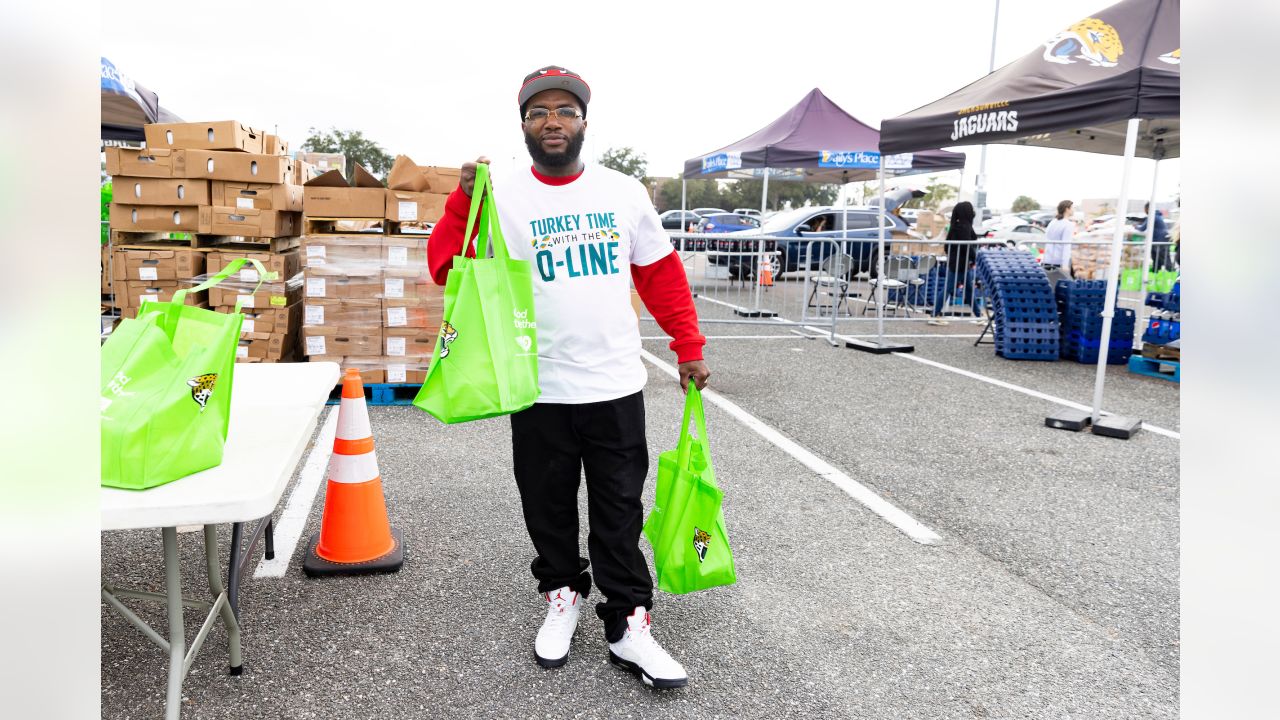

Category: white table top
[101, 362, 340, 531]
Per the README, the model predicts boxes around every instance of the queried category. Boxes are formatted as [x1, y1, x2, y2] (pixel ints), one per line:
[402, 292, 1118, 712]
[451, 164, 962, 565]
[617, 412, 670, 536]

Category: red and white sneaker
[608, 606, 688, 689]
[534, 587, 580, 668]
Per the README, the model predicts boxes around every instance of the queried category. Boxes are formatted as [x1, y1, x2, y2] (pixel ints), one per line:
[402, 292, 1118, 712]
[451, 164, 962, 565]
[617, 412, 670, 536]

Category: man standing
[427, 66, 710, 689]
[1136, 202, 1173, 272]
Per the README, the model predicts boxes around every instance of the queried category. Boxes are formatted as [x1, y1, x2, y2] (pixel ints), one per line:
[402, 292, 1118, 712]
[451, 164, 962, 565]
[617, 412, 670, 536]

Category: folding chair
[862, 255, 915, 317]
[806, 251, 858, 316]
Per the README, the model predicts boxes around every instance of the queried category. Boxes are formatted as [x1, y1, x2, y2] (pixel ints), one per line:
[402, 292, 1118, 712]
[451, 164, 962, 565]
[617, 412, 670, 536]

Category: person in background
[1136, 202, 1172, 271]
[1042, 200, 1076, 283]
[426, 66, 707, 690]
[930, 201, 982, 323]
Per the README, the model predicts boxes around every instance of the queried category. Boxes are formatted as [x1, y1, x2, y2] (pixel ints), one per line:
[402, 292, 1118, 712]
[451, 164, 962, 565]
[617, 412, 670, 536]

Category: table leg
[265, 518, 275, 560]
[204, 525, 243, 676]
[163, 527, 185, 720]
[227, 522, 244, 620]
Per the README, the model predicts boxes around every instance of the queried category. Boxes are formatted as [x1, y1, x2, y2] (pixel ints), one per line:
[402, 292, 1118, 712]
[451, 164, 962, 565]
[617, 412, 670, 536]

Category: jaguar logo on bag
[693, 527, 711, 563]
[438, 322, 459, 358]
[187, 373, 218, 412]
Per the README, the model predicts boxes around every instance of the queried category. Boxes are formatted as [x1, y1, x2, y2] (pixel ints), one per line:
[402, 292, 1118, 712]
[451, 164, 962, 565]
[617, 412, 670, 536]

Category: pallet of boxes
[301, 155, 450, 397]
[104, 120, 307, 364]
[1069, 231, 1145, 280]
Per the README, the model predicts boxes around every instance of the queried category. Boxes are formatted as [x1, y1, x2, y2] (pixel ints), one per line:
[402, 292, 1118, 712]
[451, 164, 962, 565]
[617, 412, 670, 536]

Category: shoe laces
[544, 589, 576, 623]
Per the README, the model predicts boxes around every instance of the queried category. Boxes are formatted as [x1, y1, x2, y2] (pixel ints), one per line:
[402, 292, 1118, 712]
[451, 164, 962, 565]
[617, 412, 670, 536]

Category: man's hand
[460, 156, 491, 197]
[678, 360, 710, 392]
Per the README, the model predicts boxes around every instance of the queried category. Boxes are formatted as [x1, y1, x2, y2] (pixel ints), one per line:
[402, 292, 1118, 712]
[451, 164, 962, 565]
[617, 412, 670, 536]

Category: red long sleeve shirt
[426, 166, 705, 363]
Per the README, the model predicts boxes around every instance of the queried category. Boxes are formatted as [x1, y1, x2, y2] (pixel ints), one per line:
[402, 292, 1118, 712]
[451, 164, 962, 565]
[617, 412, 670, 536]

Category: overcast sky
[104, 0, 1179, 212]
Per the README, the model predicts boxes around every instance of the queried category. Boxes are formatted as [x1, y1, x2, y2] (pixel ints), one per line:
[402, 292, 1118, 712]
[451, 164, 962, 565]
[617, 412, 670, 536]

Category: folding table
[101, 362, 339, 720]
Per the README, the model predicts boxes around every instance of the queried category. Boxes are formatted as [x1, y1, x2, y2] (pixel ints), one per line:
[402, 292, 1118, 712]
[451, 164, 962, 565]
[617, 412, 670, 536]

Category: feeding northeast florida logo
[527, 211, 623, 282]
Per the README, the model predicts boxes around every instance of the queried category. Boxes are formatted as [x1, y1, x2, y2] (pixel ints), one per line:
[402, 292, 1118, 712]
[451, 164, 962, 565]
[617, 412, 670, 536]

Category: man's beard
[524, 125, 586, 168]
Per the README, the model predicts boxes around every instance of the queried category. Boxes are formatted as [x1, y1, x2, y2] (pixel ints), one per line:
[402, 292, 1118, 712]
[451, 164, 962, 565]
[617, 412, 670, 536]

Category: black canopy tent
[101, 56, 182, 141]
[879, 0, 1180, 434]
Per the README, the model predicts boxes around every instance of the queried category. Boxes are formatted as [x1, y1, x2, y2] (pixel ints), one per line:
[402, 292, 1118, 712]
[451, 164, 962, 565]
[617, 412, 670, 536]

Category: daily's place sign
[701, 152, 743, 174]
[818, 151, 914, 170]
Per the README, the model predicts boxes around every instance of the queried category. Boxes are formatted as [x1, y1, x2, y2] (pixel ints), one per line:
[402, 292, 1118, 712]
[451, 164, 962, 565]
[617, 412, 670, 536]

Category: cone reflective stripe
[304, 369, 404, 577]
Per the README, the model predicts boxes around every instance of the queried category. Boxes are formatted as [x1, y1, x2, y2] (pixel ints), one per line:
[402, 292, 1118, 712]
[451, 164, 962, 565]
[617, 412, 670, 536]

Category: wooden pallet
[303, 217, 386, 235]
[386, 220, 434, 237]
[325, 382, 422, 406]
[1141, 343, 1180, 361]
[1128, 355, 1180, 383]
[209, 235, 301, 253]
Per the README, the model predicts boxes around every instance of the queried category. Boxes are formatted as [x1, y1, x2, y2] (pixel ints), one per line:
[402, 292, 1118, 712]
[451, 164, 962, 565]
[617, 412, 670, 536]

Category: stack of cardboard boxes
[1070, 236, 1145, 280]
[300, 155, 452, 383]
[110, 246, 208, 319]
[205, 249, 305, 363]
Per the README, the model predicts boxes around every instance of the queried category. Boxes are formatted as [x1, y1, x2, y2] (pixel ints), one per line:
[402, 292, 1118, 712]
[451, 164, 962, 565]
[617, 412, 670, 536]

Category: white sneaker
[534, 586, 580, 668]
[608, 606, 688, 689]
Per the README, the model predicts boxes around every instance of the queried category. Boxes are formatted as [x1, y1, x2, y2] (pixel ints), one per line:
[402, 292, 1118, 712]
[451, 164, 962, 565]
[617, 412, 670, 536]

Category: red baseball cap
[518, 66, 591, 115]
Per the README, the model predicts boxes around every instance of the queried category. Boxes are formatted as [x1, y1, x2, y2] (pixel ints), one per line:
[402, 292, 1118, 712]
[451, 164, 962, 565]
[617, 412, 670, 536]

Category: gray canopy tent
[879, 0, 1179, 435]
[679, 89, 966, 343]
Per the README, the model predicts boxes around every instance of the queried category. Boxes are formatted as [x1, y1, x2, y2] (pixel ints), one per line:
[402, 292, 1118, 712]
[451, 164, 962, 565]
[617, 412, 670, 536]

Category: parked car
[658, 209, 703, 231]
[695, 213, 760, 233]
[733, 208, 762, 218]
[988, 222, 1046, 248]
[897, 207, 921, 225]
[721, 206, 910, 280]
[692, 207, 729, 217]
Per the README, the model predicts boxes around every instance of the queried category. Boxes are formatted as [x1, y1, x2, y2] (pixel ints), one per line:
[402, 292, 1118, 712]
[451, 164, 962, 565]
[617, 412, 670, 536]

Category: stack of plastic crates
[975, 249, 1059, 360]
[1055, 280, 1135, 364]
[1142, 279, 1180, 344]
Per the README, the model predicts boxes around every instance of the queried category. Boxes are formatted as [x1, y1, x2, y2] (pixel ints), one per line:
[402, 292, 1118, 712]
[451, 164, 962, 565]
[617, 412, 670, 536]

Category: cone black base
[302, 528, 404, 578]
[846, 339, 915, 354]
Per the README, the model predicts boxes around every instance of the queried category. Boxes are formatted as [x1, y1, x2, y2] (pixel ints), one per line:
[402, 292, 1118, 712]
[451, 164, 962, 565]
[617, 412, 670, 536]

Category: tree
[301, 128, 394, 182]
[658, 178, 722, 213]
[903, 175, 958, 210]
[1011, 195, 1040, 213]
[598, 146, 648, 183]
[721, 178, 838, 212]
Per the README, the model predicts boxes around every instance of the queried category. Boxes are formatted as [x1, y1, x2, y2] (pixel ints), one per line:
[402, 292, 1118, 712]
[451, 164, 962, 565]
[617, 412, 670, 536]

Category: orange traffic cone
[758, 253, 774, 287]
[304, 369, 404, 577]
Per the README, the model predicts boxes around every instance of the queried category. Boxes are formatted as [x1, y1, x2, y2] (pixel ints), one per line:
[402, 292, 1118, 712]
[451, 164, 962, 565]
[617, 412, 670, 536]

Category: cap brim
[518, 75, 591, 108]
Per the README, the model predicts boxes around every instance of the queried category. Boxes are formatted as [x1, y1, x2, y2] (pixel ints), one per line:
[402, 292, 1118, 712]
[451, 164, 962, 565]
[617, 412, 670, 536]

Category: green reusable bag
[100, 258, 274, 490]
[413, 163, 539, 423]
[643, 385, 737, 594]
[1149, 270, 1177, 293]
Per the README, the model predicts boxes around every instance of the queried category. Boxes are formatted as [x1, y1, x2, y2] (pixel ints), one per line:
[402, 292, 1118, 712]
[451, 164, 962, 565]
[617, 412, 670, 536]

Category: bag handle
[676, 384, 711, 469]
[461, 164, 511, 262]
[156, 258, 276, 339]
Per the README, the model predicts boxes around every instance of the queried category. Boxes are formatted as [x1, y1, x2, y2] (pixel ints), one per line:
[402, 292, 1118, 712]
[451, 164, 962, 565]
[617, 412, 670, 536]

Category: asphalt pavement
[101, 315, 1179, 718]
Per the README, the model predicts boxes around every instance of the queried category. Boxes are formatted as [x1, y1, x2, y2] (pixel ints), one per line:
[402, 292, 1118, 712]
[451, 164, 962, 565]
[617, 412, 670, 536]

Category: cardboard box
[303, 164, 385, 218]
[420, 166, 461, 194]
[120, 281, 207, 309]
[212, 181, 304, 212]
[209, 207, 301, 237]
[384, 327, 436, 358]
[292, 159, 319, 185]
[209, 249, 302, 284]
[349, 355, 432, 384]
[381, 267, 435, 300]
[386, 155, 430, 192]
[382, 237, 427, 268]
[303, 325, 382, 357]
[145, 121, 264, 153]
[236, 328, 297, 360]
[104, 147, 178, 178]
[119, 301, 208, 319]
[302, 235, 384, 268]
[209, 282, 302, 310]
[110, 204, 211, 233]
[303, 298, 382, 326]
[382, 297, 442, 329]
[263, 134, 289, 156]
[101, 245, 113, 294]
[115, 178, 210, 206]
[113, 247, 206, 282]
[174, 150, 293, 184]
[229, 302, 302, 335]
[295, 152, 346, 175]
[914, 211, 948, 240]
[309, 355, 385, 384]
[385, 189, 446, 223]
[303, 271, 382, 300]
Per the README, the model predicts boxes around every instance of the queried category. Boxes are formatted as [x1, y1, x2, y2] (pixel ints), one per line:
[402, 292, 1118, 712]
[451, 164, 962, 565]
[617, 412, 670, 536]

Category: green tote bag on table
[643, 385, 737, 594]
[101, 258, 273, 490]
[413, 163, 539, 423]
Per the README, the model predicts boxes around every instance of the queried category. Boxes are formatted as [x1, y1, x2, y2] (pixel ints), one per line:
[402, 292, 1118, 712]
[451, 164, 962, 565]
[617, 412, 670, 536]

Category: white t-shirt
[1043, 218, 1075, 267]
[491, 164, 673, 404]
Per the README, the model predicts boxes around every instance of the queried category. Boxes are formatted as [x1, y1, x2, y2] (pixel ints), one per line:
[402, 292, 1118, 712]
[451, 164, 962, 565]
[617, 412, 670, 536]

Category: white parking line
[640, 349, 942, 545]
[255, 406, 338, 578]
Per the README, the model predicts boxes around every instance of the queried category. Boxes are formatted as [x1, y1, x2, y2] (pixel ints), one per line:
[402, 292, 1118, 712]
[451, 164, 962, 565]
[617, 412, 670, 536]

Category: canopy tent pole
[1089, 118, 1142, 435]
[876, 159, 887, 343]
[1137, 149, 1165, 342]
[680, 178, 687, 228]
[760, 168, 769, 216]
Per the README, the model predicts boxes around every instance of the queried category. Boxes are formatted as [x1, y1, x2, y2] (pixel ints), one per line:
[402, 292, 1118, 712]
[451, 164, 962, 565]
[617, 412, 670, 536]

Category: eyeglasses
[523, 107, 583, 124]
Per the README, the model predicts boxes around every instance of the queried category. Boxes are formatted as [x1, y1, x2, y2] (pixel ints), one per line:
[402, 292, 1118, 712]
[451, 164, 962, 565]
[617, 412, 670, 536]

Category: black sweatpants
[510, 390, 652, 643]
